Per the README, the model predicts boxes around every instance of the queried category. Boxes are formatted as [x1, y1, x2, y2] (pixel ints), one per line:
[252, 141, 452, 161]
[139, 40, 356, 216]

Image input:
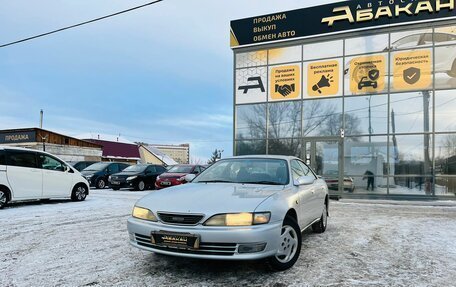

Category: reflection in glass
[344, 95, 387, 135]
[433, 25, 456, 46]
[268, 138, 301, 157]
[303, 40, 343, 60]
[434, 46, 456, 89]
[235, 50, 267, 68]
[389, 176, 433, 195]
[268, 45, 302, 65]
[435, 134, 456, 176]
[435, 91, 456, 132]
[344, 136, 389, 182]
[235, 140, 266, 156]
[343, 176, 387, 194]
[235, 104, 266, 140]
[302, 98, 342, 137]
[390, 135, 432, 176]
[390, 29, 433, 50]
[345, 33, 389, 55]
[268, 101, 301, 139]
[389, 92, 433, 134]
[315, 141, 339, 177]
[435, 177, 456, 196]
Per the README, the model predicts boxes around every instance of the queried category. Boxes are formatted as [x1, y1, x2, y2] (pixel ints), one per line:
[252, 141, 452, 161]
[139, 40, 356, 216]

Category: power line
[0, 0, 163, 48]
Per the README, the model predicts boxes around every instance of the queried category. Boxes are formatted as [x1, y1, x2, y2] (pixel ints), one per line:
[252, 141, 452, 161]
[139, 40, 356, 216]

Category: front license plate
[151, 231, 200, 249]
[112, 181, 120, 185]
[161, 181, 171, 186]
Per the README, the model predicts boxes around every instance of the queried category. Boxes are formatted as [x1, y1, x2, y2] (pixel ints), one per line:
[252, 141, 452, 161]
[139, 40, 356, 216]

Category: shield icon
[368, 69, 380, 81]
[403, 67, 421, 85]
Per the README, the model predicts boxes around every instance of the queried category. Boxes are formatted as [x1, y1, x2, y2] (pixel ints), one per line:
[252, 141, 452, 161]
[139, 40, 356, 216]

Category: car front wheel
[71, 185, 88, 201]
[266, 216, 302, 271]
[137, 180, 146, 191]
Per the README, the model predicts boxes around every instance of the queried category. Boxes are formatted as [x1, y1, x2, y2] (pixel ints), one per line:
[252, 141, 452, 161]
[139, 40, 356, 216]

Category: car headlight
[177, 176, 185, 182]
[127, 176, 138, 181]
[132, 206, 157, 222]
[156, 176, 161, 180]
[204, 212, 271, 226]
[108, 176, 112, 182]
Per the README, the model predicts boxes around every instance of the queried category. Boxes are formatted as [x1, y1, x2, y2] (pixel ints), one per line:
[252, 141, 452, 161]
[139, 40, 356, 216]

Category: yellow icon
[393, 50, 432, 91]
[270, 65, 301, 100]
[307, 60, 339, 97]
[350, 55, 385, 94]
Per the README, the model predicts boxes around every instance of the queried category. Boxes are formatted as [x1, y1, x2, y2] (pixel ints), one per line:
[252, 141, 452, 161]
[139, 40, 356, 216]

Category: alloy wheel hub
[276, 225, 298, 263]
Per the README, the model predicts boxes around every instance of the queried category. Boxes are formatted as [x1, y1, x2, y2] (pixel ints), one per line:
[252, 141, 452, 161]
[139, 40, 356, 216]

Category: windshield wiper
[241, 181, 284, 185]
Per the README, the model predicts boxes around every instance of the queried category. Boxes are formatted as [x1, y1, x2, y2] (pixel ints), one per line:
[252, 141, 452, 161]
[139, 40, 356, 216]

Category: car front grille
[134, 234, 236, 256]
[157, 212, 204, 225]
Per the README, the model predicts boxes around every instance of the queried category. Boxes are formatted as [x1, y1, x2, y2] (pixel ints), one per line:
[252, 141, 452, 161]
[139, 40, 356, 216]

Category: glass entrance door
[304, 138, 342, 193]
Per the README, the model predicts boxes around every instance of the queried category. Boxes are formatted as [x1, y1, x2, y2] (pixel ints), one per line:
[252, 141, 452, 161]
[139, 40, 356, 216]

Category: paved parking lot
[1, 190, 456, 287]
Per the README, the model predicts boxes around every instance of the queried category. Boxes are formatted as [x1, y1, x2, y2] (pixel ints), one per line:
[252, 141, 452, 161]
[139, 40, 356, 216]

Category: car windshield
[123, 165, 147, 172]
[167, 165, 193, 173]
[194, 158, 289, 185]
[83, 162, 110, 171]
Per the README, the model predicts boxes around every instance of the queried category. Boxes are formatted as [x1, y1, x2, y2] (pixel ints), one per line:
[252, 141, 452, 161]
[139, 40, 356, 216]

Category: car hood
[113, 171, 141, 177]
[81, 171, 99, 176]
[159, 172, 187, 178]
[136, 183, 286, 215]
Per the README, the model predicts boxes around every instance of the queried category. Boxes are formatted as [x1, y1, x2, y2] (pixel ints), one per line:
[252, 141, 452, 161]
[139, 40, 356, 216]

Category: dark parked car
[68, 161, 98, 172]
[81, 162, 130, 189]
[109, 164, 167, 191]
[155, 164, 205, 189]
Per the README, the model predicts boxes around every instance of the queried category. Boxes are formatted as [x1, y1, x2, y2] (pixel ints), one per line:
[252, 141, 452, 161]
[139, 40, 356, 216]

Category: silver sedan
[127, 155, 329, 271]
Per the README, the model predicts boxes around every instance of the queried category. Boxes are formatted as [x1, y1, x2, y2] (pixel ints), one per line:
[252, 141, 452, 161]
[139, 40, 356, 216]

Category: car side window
[291, 160, 305, 180]
[0, 151, 5, 165]
[39, 155, 65, 172]
[6, 151, 37, 168]
[297, 161, 316, 179]
[146, 166, 156, 173]
[192, 166, 200, 174]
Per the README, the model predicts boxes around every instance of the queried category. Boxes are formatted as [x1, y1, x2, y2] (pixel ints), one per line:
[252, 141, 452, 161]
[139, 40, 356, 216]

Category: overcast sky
[0, 0, 340, 161]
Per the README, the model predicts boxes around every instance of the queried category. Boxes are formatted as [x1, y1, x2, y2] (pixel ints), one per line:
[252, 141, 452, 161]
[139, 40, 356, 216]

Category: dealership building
[231, 0, 456, 199]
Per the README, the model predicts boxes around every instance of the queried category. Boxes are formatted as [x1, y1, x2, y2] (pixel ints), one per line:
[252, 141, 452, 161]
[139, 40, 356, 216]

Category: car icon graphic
[358, 77, 378, 90]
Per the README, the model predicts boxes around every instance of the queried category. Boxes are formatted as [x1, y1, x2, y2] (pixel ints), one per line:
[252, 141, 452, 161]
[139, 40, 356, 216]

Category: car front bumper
[127, 217, 282, 260]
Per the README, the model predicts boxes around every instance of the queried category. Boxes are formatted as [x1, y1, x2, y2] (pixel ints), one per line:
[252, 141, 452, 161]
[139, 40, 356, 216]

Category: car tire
[312, 204, 328, 234]
[71, 184, 88, 202]
[266, 216, 302, 271]
[136, 181, 146, 191]
[0, 188, 10, 209]
[96, 179, 106, 189]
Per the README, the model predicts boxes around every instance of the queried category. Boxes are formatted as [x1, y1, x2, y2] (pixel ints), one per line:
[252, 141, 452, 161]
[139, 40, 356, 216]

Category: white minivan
[0, 146, 90, 209]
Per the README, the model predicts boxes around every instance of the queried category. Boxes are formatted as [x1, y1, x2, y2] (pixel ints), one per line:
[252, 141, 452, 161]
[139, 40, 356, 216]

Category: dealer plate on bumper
[151, 231, 200, 249]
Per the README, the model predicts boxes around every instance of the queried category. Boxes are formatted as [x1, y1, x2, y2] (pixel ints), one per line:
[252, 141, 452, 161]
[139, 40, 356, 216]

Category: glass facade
[234, 24, 456, 198]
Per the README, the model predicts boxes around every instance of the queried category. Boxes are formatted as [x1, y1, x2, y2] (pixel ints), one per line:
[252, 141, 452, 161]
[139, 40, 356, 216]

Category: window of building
[235, 104, 267, 140]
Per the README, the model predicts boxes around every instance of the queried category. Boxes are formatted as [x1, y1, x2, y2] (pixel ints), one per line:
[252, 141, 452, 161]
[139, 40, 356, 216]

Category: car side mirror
[65, 165, 74, 173]
[294, 176, 315, 186]
[184, 174, 196, 182]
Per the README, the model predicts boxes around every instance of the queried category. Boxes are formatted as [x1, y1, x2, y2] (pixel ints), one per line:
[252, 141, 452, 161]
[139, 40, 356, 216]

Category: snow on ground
[1, 190, 456, 287]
